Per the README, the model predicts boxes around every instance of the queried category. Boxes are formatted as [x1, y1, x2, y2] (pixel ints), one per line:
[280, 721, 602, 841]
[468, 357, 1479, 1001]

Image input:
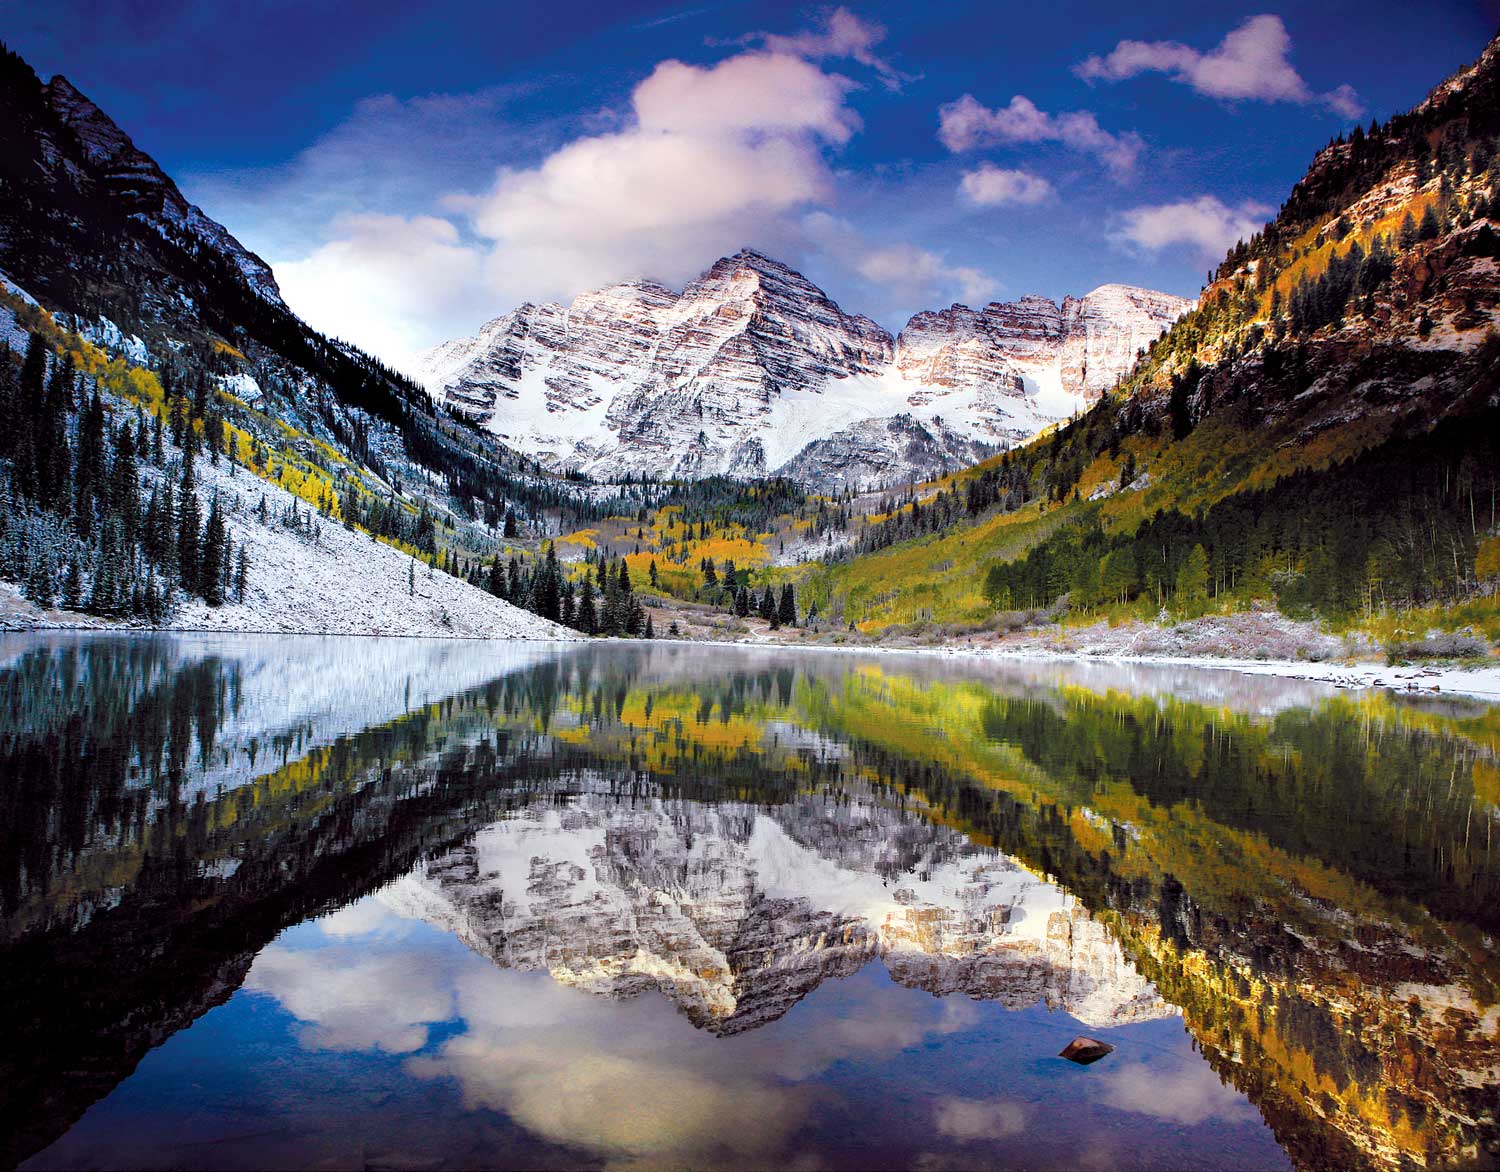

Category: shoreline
[628, 634, 1500, 702]
[6, 614, 1499, 702]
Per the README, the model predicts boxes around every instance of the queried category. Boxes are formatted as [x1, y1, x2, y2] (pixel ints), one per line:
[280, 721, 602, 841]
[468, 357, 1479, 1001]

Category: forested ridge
[797, 32, 1500, 639]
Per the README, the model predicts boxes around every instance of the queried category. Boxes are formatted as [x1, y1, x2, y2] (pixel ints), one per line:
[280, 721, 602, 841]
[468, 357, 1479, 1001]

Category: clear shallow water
[1, 635, 1496, 1171]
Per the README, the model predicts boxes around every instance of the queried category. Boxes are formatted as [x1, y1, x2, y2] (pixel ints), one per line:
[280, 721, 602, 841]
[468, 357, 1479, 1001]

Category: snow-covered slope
[416, 251, 1191, 488]
[0, 437, 576, 641]
[170, 458, 578, 639]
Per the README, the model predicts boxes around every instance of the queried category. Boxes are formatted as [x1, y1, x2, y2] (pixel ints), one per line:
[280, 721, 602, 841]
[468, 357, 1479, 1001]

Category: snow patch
[217, 371, 262, 402]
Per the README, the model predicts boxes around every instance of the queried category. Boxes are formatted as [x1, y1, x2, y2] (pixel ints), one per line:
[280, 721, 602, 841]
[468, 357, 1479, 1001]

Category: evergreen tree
[206, 410, 224, 465]
[535, 543, 562, 621]
[777, 582, 796, 627]
[143, 568, 162, 625]
[25, 543, 54, 609]
[89, 525, 121, 616]
[62, 558, 83, 610]
[13, 333, 46, 500]
[1418, 204, 1441, 241]
[154, 481, 177, 572]
[201, 492, 227, 606]
[39, 351, 72, 509]
[110, 422, 140, 545]
[176, 452, 202, 592]
[1398, 212, 1418, 249]
[577, 576, 598, 634]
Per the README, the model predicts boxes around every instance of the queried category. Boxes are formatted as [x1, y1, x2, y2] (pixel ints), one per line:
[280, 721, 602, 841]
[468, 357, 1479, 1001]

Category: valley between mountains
[1, 33, 1499, 689]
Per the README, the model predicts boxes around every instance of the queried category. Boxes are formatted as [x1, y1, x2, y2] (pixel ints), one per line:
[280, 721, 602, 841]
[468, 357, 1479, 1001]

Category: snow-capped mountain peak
[416, 253, 1191, 488]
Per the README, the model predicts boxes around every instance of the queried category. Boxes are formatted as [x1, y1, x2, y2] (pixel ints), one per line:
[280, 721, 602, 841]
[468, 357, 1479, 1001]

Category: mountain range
[1, 29, 1498, 648]
[416, 253, 1190, 487]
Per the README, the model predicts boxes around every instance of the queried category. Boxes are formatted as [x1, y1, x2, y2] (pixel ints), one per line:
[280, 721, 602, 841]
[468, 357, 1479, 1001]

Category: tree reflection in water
[1, 636, 1496, 1171]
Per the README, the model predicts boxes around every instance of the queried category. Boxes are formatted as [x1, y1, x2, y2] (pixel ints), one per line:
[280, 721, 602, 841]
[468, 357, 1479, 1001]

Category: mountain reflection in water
[1, 635, 1496, 1171]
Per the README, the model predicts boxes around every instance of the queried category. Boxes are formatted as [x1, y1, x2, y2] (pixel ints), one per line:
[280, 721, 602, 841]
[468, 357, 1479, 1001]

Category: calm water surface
[1, 635, 1497, 1171]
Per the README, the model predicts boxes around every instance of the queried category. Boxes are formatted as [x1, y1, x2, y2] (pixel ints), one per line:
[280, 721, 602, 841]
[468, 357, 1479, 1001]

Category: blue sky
[5, 1, 1495, 368]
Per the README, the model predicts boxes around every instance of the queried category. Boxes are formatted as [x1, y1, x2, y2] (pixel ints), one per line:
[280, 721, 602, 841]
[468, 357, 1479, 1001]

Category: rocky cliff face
[904, 284, 1195, 405]
[382, 794, 1172, 1034]
[416, 253, 1190, 488]
[39, 76, 285, 308]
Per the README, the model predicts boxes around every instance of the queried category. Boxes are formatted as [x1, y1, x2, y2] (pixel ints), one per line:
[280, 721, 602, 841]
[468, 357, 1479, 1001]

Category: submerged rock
[1058, 1036, 1114, 1065]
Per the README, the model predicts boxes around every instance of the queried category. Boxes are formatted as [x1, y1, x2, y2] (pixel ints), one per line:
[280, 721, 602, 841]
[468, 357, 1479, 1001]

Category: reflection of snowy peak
[382, 795, 1171, 1033]
[416, 253, 1190, 489]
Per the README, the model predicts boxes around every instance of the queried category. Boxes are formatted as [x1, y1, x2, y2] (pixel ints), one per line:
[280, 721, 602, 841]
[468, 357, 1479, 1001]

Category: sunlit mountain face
[2, 637, 1497, 1171]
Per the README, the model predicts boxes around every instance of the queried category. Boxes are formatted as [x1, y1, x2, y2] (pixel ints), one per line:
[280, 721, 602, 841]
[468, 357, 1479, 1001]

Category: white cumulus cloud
[631, 51, 860, 142]
[272, 47, 864, 357]
[1077, 14, 1363, 117]
[246, 942, 456, 1054]
[937, 94, 1143, 179]
[1099, 1060, 1257, 1126]
[451, 47, 868, 309]
[1113, 195, 1272, 260]
[959, 164, 1053, 207]
[274, 212, 487, 374]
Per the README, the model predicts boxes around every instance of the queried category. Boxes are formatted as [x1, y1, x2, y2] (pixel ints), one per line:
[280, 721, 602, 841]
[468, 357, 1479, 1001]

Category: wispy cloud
[748, 6, 915, 91]
[803, 211, 995, 307]
[937, 94, 1143, 180]
[1077, 14, 1362, 118]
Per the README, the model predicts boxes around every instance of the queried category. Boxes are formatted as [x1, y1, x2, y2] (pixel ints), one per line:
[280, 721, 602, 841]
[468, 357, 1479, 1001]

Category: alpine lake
[2, 634, 1497, 1171]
